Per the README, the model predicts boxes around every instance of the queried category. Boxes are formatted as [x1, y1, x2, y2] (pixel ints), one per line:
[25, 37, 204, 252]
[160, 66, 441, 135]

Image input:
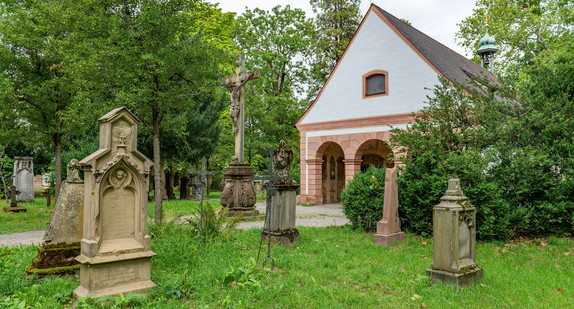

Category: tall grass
[1, 226, 572, 308]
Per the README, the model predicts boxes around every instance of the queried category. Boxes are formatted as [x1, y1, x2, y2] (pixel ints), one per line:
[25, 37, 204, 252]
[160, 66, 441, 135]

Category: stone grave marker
[220, 53, 261, 217]
[189, 157, 217, 200]
[26, 159, 84, 276]
[374, 159, 405, 245]
[426, 179, 483, 287]
[3, 185, 27, 213]
[255, 140, 300, 248]
[13, 156, 34, 202]
[73, 107, 156, 298]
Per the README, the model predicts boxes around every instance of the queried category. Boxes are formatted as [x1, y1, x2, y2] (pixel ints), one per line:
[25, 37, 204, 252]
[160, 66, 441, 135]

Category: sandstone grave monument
[263, 140, 300, 247]
[26, 159, 84, 276]
[220, 53, 261, 216]
[13, 156, 34, 202]
[73, 107, 156, 298]
[373, 159, 405, 245]
[426, 179, 483, 287]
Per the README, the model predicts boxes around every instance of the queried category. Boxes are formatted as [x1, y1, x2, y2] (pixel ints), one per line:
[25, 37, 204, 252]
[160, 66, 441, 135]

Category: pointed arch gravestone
[13, 156, 34, 202]
[73, 107, 156, 299]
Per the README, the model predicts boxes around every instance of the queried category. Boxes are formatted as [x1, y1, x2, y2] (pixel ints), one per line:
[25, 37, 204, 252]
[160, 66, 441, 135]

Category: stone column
[264, 182, 300, 247]
[296, 159, 323, 204]
[374, 161, 405, 245]
[426, 179, 483, 287]
[343, 159, 362, 184]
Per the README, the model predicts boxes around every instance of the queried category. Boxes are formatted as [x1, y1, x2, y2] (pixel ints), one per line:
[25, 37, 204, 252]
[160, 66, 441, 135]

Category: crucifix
[221, 54, 261, 163]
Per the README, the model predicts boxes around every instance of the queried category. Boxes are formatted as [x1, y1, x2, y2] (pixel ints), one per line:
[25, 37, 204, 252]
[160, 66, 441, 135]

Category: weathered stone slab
[13, 156, 34, 202]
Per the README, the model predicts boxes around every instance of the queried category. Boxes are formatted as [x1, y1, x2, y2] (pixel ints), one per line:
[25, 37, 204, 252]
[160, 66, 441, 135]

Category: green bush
[340, 166, 386, 232]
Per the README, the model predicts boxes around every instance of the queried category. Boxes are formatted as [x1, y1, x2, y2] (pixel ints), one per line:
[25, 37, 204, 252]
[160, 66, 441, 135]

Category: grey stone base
[225, 207, 260, 218]
[3, 206, 27, 213]
[426, 267, 483, 287]
[262, 229, 300, 247]
[373, 231, 405, 246]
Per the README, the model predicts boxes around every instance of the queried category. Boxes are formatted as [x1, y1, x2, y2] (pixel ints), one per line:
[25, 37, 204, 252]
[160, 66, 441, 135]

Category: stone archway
[356, 139, 393, 171]
[321, 142, 345, 203]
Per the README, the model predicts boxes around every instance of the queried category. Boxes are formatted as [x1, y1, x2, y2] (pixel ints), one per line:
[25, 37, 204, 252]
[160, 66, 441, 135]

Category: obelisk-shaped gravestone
[374, 159, 405, 245]
[13, 156, 34, 202]
[73, 107, 156, 298]
[26, 159, 84, 276]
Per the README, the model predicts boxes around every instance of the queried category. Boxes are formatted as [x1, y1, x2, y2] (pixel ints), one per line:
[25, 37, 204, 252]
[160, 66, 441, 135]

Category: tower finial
[485, 13, 489, 27]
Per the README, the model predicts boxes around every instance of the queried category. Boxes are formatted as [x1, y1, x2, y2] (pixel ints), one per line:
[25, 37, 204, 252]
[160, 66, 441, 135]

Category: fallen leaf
[556, 264, 561, 268]
[421, 241, 427, 245]
[421, 302, 426, 308]
[412, 294, 421, 300]
[231, 280, 238, 288]
[553, 288, 563, 293]
[541, 241, 547, 247]
[421, 255, 427, 259]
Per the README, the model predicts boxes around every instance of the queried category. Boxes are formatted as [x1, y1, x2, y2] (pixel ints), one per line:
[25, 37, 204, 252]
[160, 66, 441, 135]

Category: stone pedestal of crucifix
[427, 179, 482, 287]
[73, 107, 156, 299]
[374, 159, 405, 246]
[3, 185, 27, 213]
[220, 54, 261, 217]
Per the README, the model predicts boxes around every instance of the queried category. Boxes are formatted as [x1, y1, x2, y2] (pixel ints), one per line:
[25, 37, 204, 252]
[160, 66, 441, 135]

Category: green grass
[1, 226, 572, 308]
[0, 198, 52, 234]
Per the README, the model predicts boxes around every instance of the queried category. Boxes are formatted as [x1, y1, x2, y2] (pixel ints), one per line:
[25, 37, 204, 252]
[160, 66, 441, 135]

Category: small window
[363, 70, 389, 98]
[366, 74, 386, 95]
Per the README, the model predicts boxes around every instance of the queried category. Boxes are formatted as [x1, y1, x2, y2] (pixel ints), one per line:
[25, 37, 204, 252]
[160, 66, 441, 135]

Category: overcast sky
[215, 0, 479, 57]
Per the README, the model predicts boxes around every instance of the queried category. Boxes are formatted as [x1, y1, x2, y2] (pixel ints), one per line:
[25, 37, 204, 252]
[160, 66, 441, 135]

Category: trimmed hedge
[340, 166, 386, 232]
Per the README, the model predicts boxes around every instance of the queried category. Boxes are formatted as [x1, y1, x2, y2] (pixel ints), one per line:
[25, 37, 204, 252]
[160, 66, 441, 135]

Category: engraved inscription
[101, 168, 136, 241]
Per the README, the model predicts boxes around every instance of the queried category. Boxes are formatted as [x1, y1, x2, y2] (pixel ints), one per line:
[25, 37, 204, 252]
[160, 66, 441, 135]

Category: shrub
[340, 166, 386, 232]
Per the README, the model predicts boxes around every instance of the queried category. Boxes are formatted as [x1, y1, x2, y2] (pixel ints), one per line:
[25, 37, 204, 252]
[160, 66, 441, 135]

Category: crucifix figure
[221, 54, 261, 163]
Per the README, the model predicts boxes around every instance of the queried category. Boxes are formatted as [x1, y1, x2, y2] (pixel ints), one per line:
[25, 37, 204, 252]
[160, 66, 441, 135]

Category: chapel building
[296, 4, 496, 205]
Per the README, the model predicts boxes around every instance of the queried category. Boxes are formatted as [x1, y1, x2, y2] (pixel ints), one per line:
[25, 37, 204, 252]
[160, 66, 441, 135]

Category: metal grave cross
[221, 53, 261, 163]
[190, 156, 218, 245]
[250, 148, 292, 268]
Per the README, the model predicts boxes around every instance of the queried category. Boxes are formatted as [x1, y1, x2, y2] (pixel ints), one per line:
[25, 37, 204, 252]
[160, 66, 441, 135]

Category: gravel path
[0, 202, 349, 247]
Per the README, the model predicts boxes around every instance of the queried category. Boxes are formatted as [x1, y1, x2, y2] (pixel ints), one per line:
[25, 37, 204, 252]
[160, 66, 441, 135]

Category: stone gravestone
[374, 159, 405, 245]
[220, 54, 261, 217]
[427, 179, 483, 287]
[73, 107, 156, 298]
[265, 140, 299, 247]
[26, 159, 84, 276]
[13, 156, 34, 202]
[3, 185, 27, 213]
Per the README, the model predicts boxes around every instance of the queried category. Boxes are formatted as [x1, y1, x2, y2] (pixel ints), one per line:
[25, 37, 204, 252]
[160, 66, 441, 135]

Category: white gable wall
[300, 10, 440, 125]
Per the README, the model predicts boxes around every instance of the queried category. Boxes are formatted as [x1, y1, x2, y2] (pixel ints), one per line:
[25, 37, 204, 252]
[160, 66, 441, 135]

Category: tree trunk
[53, 133, 62, 202]
[153, 110, 163, 224]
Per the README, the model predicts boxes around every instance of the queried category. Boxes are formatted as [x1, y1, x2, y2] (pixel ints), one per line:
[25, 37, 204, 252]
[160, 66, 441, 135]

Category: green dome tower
[477, 14, 498, 73]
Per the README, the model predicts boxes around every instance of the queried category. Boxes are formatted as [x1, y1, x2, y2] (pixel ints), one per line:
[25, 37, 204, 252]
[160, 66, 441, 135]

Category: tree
[308, 0, 362, 99]
[0, 0, 95, 200]
[68, 0, 234, 223]
[234, 5, 312, 172]
[456, 0, 574, 73]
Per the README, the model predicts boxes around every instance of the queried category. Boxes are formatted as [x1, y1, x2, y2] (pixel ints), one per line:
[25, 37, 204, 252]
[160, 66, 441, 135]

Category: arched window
[363, 70, 389, 98]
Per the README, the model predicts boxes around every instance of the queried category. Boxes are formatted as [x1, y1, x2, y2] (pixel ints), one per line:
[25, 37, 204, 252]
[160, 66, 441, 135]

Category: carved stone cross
[221, 54, 261, 163]
[9, 185, 20, 208]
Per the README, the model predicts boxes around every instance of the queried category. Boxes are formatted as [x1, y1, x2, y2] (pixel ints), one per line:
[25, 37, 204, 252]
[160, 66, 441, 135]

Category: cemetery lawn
[0, 198, 222, 234]
[0, 198, 52, 234]
[1, 225, 573, 308]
